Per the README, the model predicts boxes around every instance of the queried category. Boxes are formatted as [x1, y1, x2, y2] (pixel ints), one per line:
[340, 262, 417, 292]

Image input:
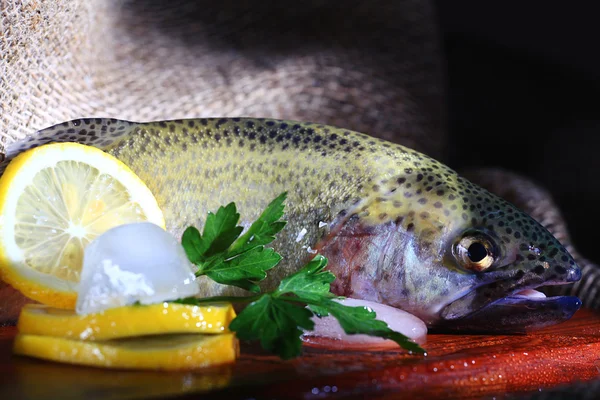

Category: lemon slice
[0, 142, 165, 309]
[17, 303, 236, 340]
[13, 333, 238, 370]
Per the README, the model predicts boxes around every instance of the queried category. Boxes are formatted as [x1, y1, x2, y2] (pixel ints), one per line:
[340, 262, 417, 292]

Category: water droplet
[296, 228, 308, 242]
[79, 327, 94, 340]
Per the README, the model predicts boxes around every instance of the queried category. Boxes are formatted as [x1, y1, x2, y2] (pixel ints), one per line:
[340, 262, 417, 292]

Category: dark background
[435, 1, 600, 262]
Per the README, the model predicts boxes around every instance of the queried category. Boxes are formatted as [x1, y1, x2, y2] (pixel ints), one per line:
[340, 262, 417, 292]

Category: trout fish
[0, 118, 582, 332]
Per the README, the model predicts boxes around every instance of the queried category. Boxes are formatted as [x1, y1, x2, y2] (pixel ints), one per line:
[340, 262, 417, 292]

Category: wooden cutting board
[1, 309, 599, 400]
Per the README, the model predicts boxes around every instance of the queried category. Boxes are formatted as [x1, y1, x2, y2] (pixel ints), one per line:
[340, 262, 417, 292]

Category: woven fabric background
[0, 0, 445, 157]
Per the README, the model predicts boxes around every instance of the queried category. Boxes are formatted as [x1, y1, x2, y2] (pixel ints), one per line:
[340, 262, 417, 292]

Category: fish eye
[454, 234, 497, 272]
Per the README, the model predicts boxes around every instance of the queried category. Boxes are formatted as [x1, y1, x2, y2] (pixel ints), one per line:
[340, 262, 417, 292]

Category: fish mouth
[435, 265, 582, 333]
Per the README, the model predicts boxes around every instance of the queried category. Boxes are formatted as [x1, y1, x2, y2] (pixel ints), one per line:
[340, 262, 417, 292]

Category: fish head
[320, 161, 581, 333]
[433, 175, 582, 333]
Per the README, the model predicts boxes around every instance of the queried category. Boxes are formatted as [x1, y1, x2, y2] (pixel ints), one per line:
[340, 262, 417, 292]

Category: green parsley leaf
[274, 254, 423, 354]
[321, 300, 426, 354]
[181, 226, 204, 264]
[275, 255, 336, 302]
[181, 202, 243, 264]
[201, 247, 282, 293]
[229, 295, 314, 360]
[229, 192, 287, 255]
[201, 202, 244, 257]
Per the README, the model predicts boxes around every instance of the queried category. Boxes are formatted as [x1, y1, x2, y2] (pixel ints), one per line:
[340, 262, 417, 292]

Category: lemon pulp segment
[13, 333, 238, 370]
[0, 143, 165, 308]
[17, 303, 236, 340]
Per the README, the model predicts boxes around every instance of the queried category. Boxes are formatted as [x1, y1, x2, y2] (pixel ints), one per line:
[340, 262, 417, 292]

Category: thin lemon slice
[13, 333, 238, 370]
[17, 303, 236, 340]
[0, 142, 165, 309]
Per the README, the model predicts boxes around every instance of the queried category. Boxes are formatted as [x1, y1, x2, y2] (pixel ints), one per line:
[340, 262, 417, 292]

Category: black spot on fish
[514, 270, 525, 280]
[534, 265, 546, 275]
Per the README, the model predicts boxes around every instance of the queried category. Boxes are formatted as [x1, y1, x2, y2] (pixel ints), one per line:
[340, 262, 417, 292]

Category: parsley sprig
[182, 193, 287, 293]
[178, 193, 426, 359]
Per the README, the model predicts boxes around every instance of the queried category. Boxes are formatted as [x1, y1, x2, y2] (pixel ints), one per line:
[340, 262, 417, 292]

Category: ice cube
[76, 222, 200, 315]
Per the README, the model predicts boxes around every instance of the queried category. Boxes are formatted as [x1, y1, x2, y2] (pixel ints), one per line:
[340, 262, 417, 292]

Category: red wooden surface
[1, 309, 600, 399]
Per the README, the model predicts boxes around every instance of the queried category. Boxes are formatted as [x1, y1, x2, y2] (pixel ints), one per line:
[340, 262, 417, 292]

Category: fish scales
[105, 118, 459, 301]
[1, 117, 582, 330]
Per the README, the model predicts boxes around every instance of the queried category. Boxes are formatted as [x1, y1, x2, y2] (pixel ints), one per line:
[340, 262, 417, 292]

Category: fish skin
[0, 118, 582, 330]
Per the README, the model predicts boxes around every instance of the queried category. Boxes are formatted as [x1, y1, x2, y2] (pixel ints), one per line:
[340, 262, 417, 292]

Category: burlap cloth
[0, 0, 445, 157]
